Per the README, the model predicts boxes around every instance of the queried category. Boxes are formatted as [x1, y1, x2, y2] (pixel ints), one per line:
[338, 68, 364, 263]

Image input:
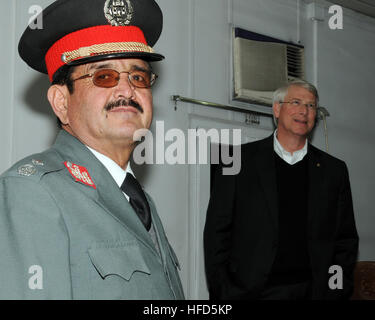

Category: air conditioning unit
[233, 28, 305, 107]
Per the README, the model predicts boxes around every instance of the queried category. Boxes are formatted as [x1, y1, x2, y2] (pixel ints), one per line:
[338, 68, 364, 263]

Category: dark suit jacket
[204, 134, 358, 300]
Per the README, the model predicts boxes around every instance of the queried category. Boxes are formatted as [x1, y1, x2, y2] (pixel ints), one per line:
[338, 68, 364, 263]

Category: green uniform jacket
[0, 130, 185, 299]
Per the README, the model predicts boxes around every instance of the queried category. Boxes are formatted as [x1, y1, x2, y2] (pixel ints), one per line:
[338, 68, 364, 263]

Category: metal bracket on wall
[171, 95, 268, 124]
[317, 106, 330, 153]
[317, 106, 330, 120]
[246, 113, 260, 125]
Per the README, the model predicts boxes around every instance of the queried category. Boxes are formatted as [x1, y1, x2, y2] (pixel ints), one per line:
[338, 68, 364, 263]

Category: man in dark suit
[204, 80, 358, 300]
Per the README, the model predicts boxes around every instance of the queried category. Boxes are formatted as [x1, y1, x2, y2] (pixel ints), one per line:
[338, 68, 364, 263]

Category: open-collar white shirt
[273, 130, 308, 165]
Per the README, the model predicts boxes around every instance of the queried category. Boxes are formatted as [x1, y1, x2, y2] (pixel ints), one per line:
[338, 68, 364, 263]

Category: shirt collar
[86, 146, 134, 188]
[273, 130, 308, 165]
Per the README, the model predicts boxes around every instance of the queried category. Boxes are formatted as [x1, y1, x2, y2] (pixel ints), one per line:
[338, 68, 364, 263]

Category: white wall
[312, 3, 375, 259]
[1, 0, 375, 299]
[0, 1, 15, 171]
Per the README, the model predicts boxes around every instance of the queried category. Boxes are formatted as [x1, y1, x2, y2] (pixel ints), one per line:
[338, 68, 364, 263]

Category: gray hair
[272, 79, 319, 126]
[273, 79, 319, 105]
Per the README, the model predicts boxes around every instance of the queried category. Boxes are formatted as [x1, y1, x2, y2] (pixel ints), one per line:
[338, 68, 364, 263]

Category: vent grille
[287, 45, 305, 80]
[232, 28, 306, 106]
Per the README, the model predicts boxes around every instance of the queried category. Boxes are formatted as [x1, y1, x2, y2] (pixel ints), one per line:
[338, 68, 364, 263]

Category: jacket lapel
[307, 146, 326, 232]
[254, 136, 327, 239]
[52, 130, 158, 254]
[254, 135, 279, 230]
[95, 178, 158, 253]
[145, 194, 169, 263]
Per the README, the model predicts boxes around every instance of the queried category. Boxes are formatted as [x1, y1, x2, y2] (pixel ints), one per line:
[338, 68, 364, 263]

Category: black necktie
[121, 173, 152, 231]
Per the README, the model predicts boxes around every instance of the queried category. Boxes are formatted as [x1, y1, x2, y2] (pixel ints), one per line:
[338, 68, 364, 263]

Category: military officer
[0, 0, 184, 299]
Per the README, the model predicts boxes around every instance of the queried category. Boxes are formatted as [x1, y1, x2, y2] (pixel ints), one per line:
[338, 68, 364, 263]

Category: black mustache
[105, 99, 143, 113]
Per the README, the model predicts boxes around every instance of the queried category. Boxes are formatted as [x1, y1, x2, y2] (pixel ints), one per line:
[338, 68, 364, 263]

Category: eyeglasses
[72, 68, 158, 88]
[280, 99, 317, 109]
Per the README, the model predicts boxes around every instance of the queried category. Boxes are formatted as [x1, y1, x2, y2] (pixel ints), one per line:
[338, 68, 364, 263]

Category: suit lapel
[307, 145, 326, 233]
[95, 178, 157, 252]
[52, 130, 157, 254]
[253, 136, 326, 237]
[254, 136, 279, 230]
[145, 193, 169, 263]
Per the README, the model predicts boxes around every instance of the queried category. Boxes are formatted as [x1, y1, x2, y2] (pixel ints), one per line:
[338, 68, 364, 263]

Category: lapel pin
[317, 163, 321, 167]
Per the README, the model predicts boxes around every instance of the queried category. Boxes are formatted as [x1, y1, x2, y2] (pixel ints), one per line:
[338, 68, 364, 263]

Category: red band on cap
[45, 25, 148, 81]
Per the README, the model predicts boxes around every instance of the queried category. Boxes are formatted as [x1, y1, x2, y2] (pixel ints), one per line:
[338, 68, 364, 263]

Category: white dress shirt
[86, 146, 134, 201]
[273, 130, 308, 165]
